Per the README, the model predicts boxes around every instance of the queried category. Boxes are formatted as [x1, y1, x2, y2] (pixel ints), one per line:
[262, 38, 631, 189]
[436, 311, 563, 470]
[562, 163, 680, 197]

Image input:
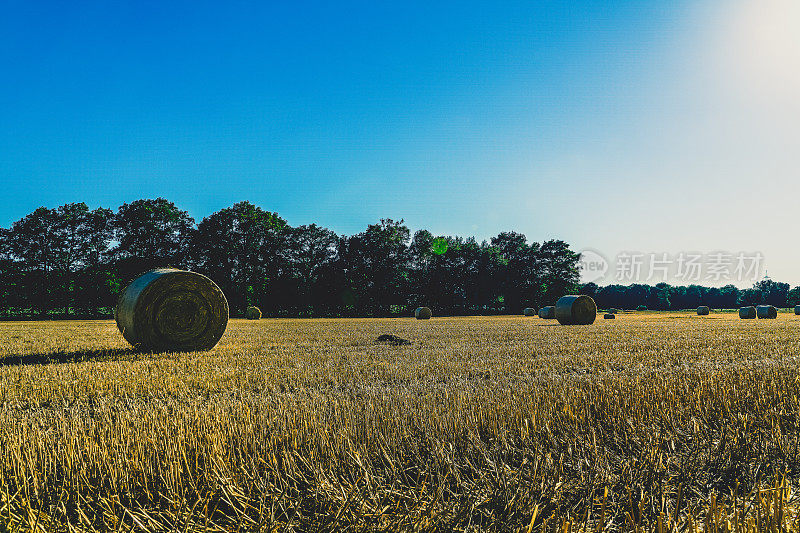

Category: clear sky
[1, 0, 798, 286]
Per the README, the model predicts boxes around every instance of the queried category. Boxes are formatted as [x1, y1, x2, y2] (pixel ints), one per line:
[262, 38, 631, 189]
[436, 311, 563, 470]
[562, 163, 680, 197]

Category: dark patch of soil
[376, 334, 412, 346]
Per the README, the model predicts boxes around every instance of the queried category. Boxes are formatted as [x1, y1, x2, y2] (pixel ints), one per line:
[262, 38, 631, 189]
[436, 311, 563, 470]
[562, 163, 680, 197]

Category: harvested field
[0, 312, 799, 530]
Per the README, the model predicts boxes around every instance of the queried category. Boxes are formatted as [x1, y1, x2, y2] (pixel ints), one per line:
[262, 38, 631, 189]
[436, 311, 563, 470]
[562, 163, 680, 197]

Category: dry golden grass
[0, 312, 799, 531]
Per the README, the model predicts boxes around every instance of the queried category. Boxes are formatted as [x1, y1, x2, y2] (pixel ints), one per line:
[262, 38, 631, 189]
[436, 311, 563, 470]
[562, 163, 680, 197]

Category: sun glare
[718, 0, 800, 103]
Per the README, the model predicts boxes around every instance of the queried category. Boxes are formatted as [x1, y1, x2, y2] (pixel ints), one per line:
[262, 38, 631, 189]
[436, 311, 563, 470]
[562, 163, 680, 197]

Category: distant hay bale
[555, 295, 597, 325]
[414, 307, 432, 320]
[115, 268, 229, 352]
[523, 307, 537, 316]
[245, 306, 262, 320]
[637, 305, 647, 311]
[756, 305, 777, 319]
[739, 306, 757, 319]
[697, 306, 710, 316]
[795, 305, 800, 315]
[604, 313, 615, 319]
[538, 306, 555, 319]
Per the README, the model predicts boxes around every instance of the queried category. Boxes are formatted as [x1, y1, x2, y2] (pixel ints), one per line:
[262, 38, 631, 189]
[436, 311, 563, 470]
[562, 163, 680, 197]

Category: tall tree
[408, 229, 436, 296]
[420, 236, 466, 314]
[578, 282, 599, 299]
[753, 279, 790, 308]
[339, 219, 410, 315]
[737, 288, 764, 307]
[277, 224, 339, 316]
[0, 228, 23, 317]
[461, 238, 504, 314]
[191, 201, 287, 316]
[538, 240, 581, 307]
[7, 207, 59, 315]
[718, 285, 741, 309]
[491, 232, 531, 313]
[410, 235, 505, 315]
[647, 282, 672, 310]
[787, 286, 800, 307]
[50, 203, 114, 314]
[112, 198, 195, 280]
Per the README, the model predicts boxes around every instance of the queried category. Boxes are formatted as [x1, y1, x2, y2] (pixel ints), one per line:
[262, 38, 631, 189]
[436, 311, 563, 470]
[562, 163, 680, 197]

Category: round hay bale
[115, 268, 229, 352]
[245, 306, 262, 320]
[603, 313, 615, 319]
[795, 305, 800, 315]
[538, 306, 555, 319]
[756, 305, 777, 319]
[555, 295, 597, 325]
[739, 306, 757, 319]
[697, 306, 710, 316]
[523, 307, 537, 316]
[414, 307, 432, 320]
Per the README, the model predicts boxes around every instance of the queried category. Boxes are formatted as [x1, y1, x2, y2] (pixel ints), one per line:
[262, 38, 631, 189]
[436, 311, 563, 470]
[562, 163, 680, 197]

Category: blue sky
[1, 0, 798, 286]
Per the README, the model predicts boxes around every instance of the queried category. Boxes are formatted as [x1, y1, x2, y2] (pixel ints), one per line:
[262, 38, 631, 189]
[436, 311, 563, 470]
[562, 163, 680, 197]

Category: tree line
[579, 279, 800, 310]
[0, 198, 582, 318]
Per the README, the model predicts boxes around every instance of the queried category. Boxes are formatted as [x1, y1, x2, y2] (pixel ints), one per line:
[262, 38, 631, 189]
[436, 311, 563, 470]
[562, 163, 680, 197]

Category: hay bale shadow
[0, 347, 139, 367]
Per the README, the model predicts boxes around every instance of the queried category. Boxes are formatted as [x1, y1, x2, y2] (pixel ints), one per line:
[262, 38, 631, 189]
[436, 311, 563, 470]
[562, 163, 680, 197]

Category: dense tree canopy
[5, 198, 791, 319]
[588, 279, 798, 311]
[113, 198, 195, 278]
[190, 201, 287, 316]
[0, 199, 585, 318]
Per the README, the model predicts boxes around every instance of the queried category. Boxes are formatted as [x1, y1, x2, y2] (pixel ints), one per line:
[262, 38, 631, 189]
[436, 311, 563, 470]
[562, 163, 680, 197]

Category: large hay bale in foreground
[756, 305, 777, 319]
[739, 306, 757, 319]
[115, 268, 229, 352]
[538, 306, 555, 319]
[523, 307, 537, 316]
[604, 313, 615, 319]
[795, 305, 800, 315]
[245, 306, 262, 320]
[414, 307, 432, 320]
[555, 295, 597, 325]
[697, 306, 710, 316]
